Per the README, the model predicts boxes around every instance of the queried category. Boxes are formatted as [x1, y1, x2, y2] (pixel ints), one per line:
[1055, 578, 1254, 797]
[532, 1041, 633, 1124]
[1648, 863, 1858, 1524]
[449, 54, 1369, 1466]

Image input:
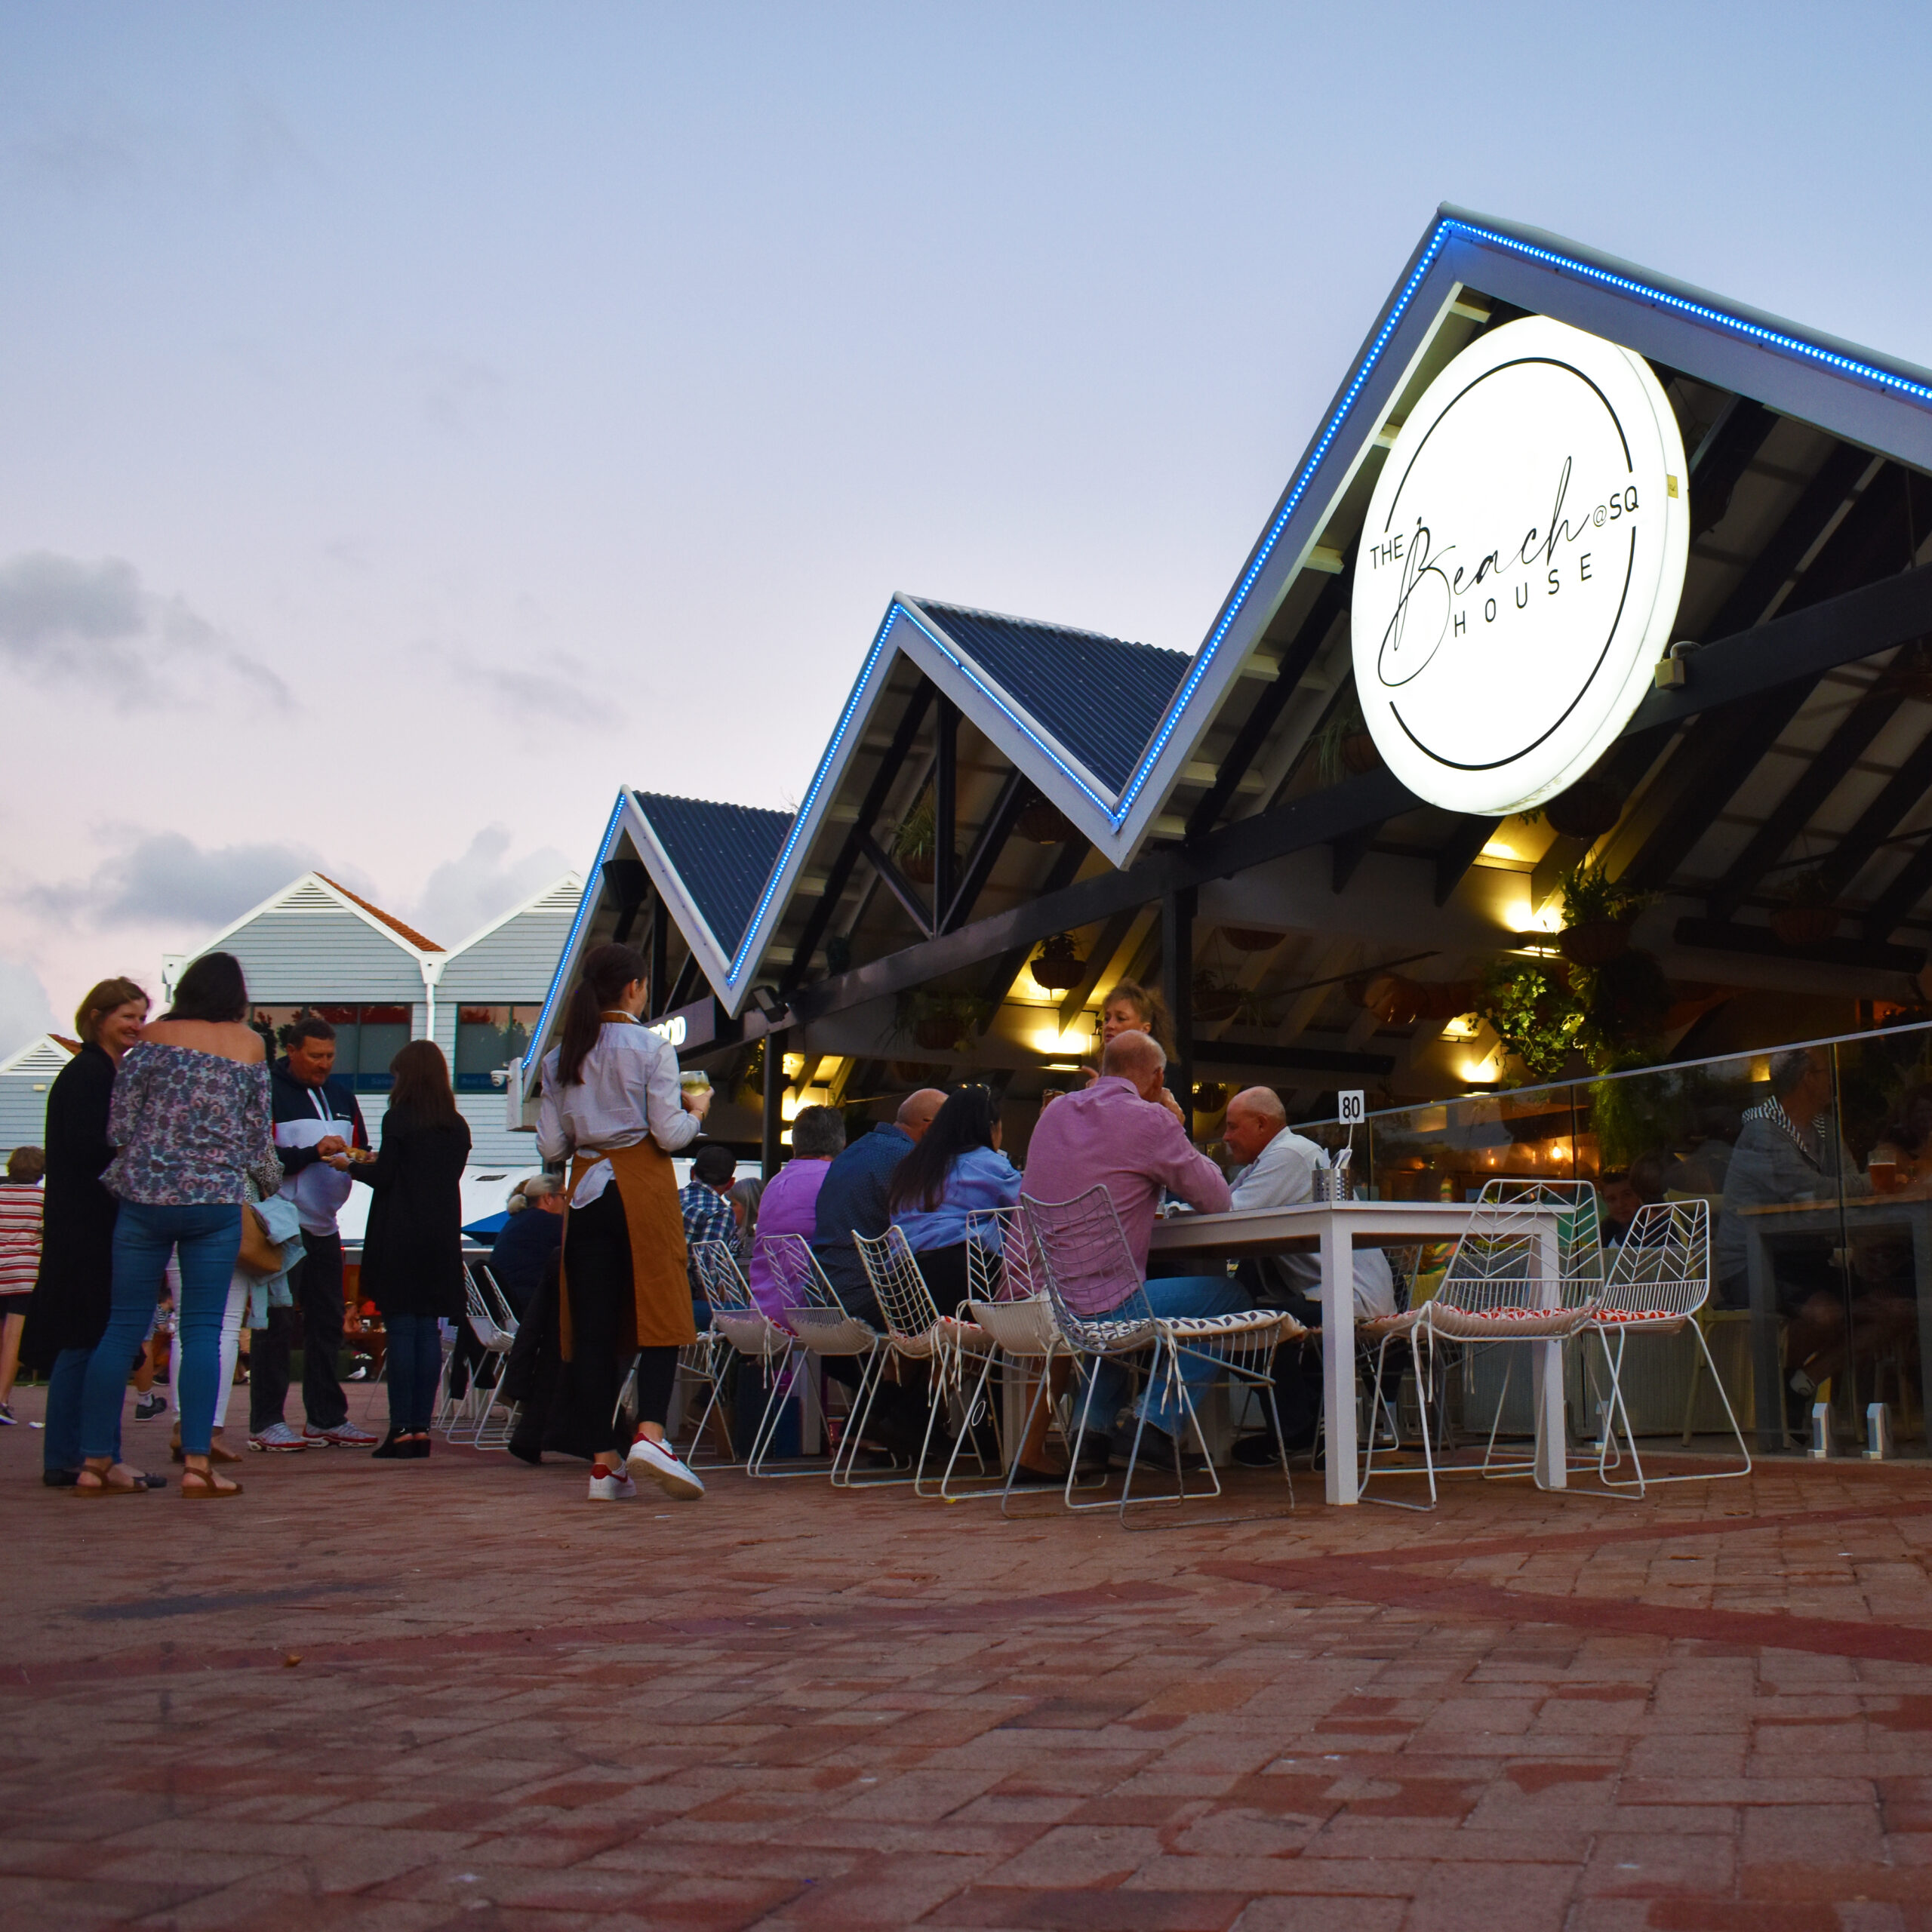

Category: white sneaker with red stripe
[626, 1435, 704, 1500]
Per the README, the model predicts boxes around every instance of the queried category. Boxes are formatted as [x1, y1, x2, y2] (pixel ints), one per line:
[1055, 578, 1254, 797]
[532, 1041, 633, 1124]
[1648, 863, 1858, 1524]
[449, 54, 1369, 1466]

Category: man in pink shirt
[1023, 1032, 1251, 1459]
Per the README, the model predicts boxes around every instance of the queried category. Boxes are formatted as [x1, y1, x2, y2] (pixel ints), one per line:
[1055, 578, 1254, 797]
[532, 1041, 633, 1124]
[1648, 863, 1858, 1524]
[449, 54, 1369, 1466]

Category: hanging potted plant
[1017, 795, 1076, 844]
[1556, 858, 1651, 967]
[1220, 926, 1281, 952]
[896, 989, 993, 1054]
[1769, 869, 1839, 947]
[1474, 959, 1585, 1079]
[893, 794, 937, 884]
[1543, 774, 1624, 841]
[1192, 970, 1244, 1024]
[1029, 933, 1084, 992]
[1311, 690, 1381, 786]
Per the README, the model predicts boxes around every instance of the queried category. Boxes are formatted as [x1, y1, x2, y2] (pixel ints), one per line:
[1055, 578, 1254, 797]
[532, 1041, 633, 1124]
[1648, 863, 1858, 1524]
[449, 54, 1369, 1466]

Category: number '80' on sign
[1337, 1091, 1366, 1126]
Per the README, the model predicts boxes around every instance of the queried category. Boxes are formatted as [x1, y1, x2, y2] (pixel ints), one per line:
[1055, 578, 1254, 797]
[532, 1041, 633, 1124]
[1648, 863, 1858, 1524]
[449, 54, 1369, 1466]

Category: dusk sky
[4, 2, 1930, 1053]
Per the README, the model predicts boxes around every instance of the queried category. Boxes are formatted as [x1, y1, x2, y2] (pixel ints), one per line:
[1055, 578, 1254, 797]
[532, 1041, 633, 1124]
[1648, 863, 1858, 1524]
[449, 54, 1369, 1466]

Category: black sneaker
[134, 1393, 167, 1421]
[0, 1400, 15, 1426]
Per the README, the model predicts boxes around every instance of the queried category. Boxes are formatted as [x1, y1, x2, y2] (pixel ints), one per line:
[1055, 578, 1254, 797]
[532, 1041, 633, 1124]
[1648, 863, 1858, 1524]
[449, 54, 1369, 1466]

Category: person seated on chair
[1217, 1086, 1395, 1463]
[680, 1144, 740, 1330]
[884, 1086, 1021, 1315]
[489, 1174, 565, 1318]
[809, 1089, 946, 1461]
[1023, 1030, 1251, 1466]
[746, 1105, 844, 1323]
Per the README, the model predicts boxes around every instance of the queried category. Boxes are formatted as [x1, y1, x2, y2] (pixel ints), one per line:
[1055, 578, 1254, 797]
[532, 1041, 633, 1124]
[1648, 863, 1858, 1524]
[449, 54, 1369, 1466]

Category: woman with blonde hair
[537, 942, 712, 1503]
[20, 977, 154, 1487]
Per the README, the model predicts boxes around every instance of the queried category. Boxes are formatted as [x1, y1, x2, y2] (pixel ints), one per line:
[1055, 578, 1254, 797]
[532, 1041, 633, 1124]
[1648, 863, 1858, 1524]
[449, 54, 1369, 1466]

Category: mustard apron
[558, 1139, 695, 1359]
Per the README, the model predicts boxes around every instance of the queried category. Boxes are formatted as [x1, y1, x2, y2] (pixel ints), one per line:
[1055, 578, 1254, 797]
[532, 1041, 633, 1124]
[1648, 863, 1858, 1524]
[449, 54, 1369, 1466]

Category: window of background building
[455, 1006, 539, 1091]
[249, 1004, 414, 1091]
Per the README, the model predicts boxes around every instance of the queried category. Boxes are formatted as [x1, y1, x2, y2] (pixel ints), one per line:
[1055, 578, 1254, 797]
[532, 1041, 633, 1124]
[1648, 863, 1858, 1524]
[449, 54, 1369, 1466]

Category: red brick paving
[2, 1380, 1930, 1930]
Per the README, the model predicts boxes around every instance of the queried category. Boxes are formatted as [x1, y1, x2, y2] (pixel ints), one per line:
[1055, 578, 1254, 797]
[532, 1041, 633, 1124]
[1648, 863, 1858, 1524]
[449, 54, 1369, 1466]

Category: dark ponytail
[555, 942, 649, 1090]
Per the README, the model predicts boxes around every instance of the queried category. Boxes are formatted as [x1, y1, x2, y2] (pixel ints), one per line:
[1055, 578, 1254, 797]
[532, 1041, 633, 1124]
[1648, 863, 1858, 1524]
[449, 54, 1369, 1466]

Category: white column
[1321, 1211, 1357, 1506]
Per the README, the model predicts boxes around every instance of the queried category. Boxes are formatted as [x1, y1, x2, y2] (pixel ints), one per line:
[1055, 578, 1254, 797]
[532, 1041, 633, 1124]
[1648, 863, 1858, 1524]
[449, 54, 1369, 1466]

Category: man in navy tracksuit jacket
[248, 1017, 379, 1450]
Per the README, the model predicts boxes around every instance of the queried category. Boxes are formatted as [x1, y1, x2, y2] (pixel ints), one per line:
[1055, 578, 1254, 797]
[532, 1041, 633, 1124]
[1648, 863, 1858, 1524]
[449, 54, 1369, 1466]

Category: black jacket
[20, 1043, 119, 1367]
[352, 1103, 471, 1318]
[488, 1203, 562, 1315]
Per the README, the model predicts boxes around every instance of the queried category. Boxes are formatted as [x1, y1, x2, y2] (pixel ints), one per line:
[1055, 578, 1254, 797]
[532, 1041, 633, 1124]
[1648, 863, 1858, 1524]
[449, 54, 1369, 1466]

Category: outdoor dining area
[434, 1164, 1748, 1524]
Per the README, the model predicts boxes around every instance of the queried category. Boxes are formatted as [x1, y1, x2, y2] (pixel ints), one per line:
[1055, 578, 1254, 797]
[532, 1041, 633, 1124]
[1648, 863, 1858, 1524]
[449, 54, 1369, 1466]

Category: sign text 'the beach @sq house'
[1349, 314, 1690, 817]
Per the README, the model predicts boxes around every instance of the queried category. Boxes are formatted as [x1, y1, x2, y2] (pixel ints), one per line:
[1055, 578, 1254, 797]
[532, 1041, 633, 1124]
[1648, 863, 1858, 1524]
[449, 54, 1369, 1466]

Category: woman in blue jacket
[884, 1086, 1021, 1314]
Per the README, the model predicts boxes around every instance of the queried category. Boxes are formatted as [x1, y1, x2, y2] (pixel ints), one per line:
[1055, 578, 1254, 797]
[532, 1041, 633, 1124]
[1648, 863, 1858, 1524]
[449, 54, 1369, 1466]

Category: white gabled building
[172, 869, 581, 1174]
[0, 1035, 78, 1160]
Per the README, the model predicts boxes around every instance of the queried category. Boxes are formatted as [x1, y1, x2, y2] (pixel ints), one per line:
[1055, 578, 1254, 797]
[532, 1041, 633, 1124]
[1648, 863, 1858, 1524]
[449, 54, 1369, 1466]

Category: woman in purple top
[80, 952, 280, 1499]
[885, 1087, 1022, 1315]
[746, 1106, 845, 1321]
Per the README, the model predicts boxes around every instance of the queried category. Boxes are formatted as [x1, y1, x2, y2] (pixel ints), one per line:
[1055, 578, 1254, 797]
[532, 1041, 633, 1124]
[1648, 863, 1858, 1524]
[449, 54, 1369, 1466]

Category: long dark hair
[556, 942, 648, 1089]
[888, 1085, 998, 1216]
[389, 1038, 460, 1127]
[168, 952, 248, 1023]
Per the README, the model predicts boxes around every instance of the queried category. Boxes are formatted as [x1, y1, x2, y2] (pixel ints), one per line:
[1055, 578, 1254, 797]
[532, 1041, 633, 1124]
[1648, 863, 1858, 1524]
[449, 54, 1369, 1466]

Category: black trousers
[565, 1188, 678, 1456]
[250, 1229, 348, 1433]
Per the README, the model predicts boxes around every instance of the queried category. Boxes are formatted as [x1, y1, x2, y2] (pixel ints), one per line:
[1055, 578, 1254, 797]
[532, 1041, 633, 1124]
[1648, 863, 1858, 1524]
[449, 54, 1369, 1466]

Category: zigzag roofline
[531, 204, 1932, 1059]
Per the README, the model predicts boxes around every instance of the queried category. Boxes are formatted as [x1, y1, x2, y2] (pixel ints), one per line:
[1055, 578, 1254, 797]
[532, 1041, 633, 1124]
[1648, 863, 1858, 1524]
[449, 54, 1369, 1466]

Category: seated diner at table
[746, 1104, 844, 1322]
[1219, 1084, 1395, 1461]
[1023, 1029, 1253, 1463]
[884, 1084, 1022, 1313]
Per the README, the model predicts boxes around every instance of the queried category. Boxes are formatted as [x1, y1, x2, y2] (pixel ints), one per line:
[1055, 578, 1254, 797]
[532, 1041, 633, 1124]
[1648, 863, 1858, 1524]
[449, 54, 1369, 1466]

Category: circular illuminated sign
[1349, 315, 1689, 817]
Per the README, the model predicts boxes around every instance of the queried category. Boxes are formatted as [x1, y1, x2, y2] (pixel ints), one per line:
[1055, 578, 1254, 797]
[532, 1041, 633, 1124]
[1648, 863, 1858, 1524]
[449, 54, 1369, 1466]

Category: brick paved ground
[2, 1377, 1930, 1932]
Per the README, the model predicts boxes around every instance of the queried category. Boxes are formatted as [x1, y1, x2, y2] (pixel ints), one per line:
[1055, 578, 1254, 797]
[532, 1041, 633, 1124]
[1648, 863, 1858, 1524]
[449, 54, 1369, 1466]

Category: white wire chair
[1578, 1198, 1749, 1496]
[1364, 1178, 1600, 1505]
[757, 1232, 894, 1486]
[851, 1227, 998, 1497]
[689, 1238, 798, 1475]
[460, 1261, 521, 1447]
[1019, 1188, 1296, 1520]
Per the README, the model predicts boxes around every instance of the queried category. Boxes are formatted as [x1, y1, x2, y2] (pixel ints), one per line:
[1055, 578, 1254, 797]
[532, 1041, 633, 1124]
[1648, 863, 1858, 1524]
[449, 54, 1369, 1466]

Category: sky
[3, 1, 1930, 1055]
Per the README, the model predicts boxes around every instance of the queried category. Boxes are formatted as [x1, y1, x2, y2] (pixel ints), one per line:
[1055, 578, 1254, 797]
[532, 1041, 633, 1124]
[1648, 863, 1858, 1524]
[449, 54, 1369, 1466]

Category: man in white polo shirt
[1222, 1087, 1394, 1460]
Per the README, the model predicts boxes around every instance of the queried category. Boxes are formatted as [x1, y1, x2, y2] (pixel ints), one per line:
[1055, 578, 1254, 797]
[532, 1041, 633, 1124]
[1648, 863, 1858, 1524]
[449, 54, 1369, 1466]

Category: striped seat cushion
[1161, 1310, 1293, 1344]
[1426, 1303, 1593, 1340]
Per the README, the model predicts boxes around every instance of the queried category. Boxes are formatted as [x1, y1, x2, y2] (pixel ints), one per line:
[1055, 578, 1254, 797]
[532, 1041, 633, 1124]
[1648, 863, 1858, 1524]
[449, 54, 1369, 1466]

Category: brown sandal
[72, 1459, 152, 1497]
[171, 1429, 242, 1465]
[181, 1462, 244, 1500]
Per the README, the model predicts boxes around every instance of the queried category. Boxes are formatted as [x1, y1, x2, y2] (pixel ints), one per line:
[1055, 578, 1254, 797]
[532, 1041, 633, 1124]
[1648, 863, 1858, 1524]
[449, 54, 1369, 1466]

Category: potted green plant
[1556, 859, 1651, 967]
[1029, 934, 1084, 992]
[893, 794, 938, 884]
[1473, 960, 1584, 1079]
[1311, 690, 1380, 786]
[1769, 869, 1838, 947]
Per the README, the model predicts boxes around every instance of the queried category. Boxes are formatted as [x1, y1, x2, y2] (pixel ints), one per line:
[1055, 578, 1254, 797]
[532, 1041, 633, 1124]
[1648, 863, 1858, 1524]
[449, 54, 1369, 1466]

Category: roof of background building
[632, 793, 794, 952]
[915, 601, 1189, 794]
[315, 875, 444, 954]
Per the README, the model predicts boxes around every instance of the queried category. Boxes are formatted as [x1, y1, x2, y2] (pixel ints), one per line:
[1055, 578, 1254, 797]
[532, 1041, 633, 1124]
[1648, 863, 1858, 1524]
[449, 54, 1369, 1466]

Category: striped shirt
[0, 1182, 45, 1296]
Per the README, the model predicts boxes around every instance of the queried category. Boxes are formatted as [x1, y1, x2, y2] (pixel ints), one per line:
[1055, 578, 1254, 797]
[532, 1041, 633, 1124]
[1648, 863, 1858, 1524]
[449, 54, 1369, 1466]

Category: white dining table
[1148, 1198, 1567, 1506]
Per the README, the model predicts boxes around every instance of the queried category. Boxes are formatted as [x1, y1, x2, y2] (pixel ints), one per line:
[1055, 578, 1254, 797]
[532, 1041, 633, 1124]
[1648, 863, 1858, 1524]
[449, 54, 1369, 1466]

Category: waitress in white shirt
[537, 942, 712, 1503]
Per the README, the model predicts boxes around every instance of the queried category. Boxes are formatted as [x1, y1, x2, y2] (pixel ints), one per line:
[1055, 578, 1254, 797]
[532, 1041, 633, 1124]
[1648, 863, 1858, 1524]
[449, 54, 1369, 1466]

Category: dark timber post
[1161, 886, 1196, 1124]
[761, 1026, 786, 1180]
[648, 895, 669, 1019]
[934, 696, 958, 928]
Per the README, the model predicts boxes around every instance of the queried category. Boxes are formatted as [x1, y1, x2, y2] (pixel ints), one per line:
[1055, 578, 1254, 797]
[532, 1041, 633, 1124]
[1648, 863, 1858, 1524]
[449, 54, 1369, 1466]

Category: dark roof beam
[1183, 567, 1352, 840]
[1434, 817, 1503, 906]
[942, 768, 1029, 934]
[855, 832, 934, 939]
[781, 681, 933, 989]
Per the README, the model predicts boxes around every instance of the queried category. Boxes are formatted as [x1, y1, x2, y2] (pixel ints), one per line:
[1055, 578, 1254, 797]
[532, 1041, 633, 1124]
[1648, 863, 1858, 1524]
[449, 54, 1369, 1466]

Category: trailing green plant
[1309, 689, 1371, 787]
[1570, 949, 1673, 1069]
[1473, 959, 1583, 1079]
[892, 792, 937, 863]
[893, 988, 995, 1052]
[1558, 857, 1652, 930]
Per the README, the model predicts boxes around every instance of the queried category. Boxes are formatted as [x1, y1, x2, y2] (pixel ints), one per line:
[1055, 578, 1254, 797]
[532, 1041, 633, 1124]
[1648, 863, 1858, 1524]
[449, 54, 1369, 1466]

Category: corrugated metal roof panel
[633, 792, 793, 950]
[917, 601, 1189, 795]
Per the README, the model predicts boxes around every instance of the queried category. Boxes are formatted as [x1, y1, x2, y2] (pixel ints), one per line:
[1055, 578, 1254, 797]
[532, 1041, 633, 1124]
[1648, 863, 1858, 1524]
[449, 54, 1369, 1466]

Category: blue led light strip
[1109, 214, 1932, 829]
[724, 602, 905, 986]
[528, 789, 630, 1059]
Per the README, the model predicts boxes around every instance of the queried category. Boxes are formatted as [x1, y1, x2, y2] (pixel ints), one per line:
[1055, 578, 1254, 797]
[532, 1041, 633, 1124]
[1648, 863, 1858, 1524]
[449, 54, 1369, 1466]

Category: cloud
[28, 832, 321, 930]
[0, 958, 57, 1064]
[412, 638, 626, 735]
[0, 551, 290, 707]
[411, 827, 574, 948]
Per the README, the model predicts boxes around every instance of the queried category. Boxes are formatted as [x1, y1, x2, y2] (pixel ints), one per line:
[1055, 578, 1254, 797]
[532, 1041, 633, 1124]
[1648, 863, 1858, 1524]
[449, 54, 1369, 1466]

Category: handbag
[237, 1204, 281, 1278]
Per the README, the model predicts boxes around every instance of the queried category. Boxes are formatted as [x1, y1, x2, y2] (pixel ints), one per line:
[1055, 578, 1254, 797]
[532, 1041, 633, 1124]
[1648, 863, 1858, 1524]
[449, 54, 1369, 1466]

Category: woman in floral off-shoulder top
[78, 952, 281, 1499]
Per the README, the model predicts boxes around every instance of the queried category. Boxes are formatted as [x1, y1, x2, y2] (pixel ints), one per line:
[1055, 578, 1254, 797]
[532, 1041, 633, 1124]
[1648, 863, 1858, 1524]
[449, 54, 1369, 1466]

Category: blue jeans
[83, 1202, 241, 1460]
[383, 1315, 443, 1433]
[1082, 1276, 1260, 1441]
[45, 1346, 115, 1475]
